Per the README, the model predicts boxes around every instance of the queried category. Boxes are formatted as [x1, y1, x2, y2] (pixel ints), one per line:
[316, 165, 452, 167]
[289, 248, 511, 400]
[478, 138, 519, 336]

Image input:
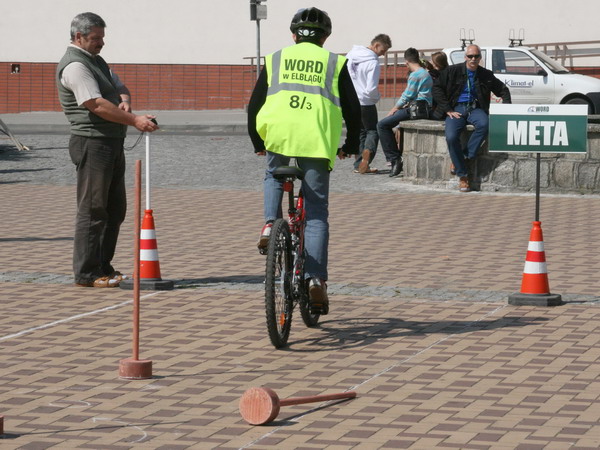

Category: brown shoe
[308, 278, 329, 315]
[459, 176, 471, 192]
[357, 149, 372, 174]
[109, 271, 129, 282]
[76, 276, 120, 288]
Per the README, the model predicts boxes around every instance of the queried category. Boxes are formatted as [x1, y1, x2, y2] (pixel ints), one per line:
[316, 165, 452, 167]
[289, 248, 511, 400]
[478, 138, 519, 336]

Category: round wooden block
[119, 358, 153, 380]
[239, 387, 280, 425]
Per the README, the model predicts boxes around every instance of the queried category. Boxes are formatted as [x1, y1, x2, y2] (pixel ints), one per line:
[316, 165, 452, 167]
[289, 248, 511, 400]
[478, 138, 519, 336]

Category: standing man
[346, 34, 392, 174]
[377, 47, 433, 177]
[248, 7, 361, 314]
[432, 44, 511, 192]
[57, 12, 159, 287]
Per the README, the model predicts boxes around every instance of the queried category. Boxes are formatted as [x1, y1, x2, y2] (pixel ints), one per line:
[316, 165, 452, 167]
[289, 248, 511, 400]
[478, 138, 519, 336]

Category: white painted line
[48, 400, 93, 409]
[0, 292, 162, 342]
[92, 417, 149, 443]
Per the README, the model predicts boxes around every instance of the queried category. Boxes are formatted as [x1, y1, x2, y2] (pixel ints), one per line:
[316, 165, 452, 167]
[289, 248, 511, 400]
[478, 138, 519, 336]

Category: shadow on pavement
[287, 315, 549, 352]
[0, 236, 72, 242]
[175, 275, 263, 287]
[0, 168, 53, 174]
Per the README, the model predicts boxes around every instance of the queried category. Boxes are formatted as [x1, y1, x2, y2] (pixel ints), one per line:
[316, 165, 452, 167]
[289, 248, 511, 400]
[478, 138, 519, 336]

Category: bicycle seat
[272, 166, 304, 181]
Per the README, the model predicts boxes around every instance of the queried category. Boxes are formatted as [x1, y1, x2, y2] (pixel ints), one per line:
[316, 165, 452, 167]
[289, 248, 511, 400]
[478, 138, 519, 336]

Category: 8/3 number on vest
[290, 95, 312, 110]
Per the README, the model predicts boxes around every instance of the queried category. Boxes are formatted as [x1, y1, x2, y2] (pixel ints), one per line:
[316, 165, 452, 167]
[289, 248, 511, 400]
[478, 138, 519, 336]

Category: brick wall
[1, 61, 599, 114]
[0, 62, 259, 113]
[1, 63, 59, 113]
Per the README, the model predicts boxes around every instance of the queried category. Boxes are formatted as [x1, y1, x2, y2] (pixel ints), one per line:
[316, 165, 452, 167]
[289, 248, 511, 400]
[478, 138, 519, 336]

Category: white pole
[145, 134, 151, 211]
[256, 19, 261, 81]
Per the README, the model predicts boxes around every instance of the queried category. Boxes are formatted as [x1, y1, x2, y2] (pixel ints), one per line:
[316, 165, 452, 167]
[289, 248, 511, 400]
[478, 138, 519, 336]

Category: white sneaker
[308, 278, 329, 315]
[257, 223, 273, 250]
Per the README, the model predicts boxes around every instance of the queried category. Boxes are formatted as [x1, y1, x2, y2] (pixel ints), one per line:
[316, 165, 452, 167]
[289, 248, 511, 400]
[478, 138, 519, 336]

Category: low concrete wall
[398, 117, 600, 193]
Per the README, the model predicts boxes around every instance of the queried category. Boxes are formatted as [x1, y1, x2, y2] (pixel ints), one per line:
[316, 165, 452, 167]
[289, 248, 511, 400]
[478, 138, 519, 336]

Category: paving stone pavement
[2, 127, 600, 448]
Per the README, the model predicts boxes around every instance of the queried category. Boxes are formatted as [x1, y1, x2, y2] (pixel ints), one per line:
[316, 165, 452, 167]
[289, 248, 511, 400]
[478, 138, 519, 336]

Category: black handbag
[408, 99, 430, 119]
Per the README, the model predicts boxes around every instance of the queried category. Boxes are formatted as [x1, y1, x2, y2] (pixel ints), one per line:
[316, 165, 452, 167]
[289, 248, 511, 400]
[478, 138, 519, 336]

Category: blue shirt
[396, 67, 433, 107]
[457, 69, 477, 103]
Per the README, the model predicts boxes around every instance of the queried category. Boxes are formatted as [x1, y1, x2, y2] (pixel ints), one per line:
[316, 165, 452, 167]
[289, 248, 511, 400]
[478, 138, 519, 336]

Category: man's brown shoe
[109, 271, 129, 282]
[76, 276, 120, 288]
[459, 176, 471, 192]
[357, 149, 372, 174]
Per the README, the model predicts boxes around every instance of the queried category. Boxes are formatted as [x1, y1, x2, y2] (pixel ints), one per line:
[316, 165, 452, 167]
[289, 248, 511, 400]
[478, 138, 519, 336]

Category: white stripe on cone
[141, 229, 157, 239]
[140, 249, 159, 261]
[524, 261, 548, 274]
[527, 241, 544, 252]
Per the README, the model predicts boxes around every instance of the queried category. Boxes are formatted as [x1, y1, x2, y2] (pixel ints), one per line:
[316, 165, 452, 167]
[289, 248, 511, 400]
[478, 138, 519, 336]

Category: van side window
[492, 50, 544, 75]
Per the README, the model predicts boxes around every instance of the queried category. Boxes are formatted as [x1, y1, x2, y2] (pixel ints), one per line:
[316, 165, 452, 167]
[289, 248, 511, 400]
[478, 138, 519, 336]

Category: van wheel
[564, 97, 593, 114]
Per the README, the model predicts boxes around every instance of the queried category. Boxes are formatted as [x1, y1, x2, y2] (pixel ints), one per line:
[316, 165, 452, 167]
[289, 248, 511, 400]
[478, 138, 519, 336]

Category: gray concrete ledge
[398, 117, 600, 194]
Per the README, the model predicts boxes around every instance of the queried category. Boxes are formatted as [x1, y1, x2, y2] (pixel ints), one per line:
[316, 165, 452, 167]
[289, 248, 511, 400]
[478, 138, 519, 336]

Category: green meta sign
[488, 104, 588, 153]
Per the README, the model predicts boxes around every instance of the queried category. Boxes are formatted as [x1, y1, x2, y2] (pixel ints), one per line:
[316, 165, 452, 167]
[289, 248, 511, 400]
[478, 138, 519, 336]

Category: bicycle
[262, 165, 320, 349]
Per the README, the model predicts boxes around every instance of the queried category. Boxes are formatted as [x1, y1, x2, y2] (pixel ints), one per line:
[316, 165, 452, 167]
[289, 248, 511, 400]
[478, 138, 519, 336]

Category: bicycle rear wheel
[265, 219, 294, 348]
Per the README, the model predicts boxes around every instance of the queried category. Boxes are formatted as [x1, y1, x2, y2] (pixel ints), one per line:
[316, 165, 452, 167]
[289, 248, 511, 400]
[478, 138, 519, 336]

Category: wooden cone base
[119, 358, 153, 380]
[239, 387, 280, 425]
[239, 386, 357, 425]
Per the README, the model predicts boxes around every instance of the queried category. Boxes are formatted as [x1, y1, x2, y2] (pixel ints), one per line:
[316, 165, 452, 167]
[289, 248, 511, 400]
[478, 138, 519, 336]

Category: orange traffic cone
[508, 221, 561, 306]
[140, 209, 162, 280]
[121, 209, 174, 291]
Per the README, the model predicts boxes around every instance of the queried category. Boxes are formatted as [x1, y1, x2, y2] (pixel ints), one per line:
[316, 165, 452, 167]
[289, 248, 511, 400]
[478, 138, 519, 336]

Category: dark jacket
[432, 62, 511, 116]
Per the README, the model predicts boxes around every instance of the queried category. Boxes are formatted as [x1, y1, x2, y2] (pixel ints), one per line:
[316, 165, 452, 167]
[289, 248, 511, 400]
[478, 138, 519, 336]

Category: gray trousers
[69, 135, 126, 284]
[354, 104, 379, 169]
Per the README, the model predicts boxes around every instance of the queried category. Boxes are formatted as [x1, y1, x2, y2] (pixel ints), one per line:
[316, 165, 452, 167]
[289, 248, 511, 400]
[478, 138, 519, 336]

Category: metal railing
[379, 40, 600, 99]
[528, 40, 600, 67]
[244, 40, 600, 100]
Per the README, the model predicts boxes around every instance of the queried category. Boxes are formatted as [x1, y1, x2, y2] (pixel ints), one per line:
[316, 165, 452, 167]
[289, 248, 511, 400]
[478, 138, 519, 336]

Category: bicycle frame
[282, 179, 306, 303]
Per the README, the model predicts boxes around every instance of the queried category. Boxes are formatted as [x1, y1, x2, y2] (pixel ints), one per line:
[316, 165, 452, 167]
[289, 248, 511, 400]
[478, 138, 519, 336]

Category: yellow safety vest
[256, 42, 346, 169]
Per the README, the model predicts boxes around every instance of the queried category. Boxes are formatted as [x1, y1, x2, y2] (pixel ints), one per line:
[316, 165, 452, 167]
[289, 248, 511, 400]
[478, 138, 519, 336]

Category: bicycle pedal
[309, 304, 327, 315]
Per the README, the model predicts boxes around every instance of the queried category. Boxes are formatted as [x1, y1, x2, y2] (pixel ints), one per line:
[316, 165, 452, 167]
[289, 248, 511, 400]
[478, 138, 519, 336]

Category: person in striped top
[377, 47, 433, 177]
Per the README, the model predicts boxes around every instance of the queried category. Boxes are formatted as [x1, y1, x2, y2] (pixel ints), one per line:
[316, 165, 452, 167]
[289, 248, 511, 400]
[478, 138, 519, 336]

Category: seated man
[377, 47, 432, 177]
[432, 44, 511, 192]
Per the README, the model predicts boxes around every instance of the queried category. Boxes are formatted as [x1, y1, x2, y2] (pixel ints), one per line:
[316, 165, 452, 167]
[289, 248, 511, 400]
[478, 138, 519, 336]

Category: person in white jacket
[345, 34, 392, 173]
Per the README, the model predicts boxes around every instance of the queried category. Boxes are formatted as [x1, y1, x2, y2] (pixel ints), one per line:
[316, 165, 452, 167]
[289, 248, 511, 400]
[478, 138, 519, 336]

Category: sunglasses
[466, 54, 481, 59]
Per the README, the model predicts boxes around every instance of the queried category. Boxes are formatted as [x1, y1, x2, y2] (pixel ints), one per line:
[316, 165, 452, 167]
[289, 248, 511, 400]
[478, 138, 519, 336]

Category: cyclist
[248, 7, 361, 315]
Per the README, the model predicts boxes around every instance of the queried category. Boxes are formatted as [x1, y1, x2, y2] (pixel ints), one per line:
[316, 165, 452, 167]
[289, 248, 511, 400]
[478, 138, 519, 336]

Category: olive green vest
[256, 42, 346, 169]
[56, 47, 127, 138]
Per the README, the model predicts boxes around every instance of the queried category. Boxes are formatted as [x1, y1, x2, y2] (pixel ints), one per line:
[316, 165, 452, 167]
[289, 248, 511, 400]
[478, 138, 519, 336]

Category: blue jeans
[445, 104, 489, 177]
[264, 151, 330, 281]
[377, 108, 411, 163]
[354, 105, 379, 169]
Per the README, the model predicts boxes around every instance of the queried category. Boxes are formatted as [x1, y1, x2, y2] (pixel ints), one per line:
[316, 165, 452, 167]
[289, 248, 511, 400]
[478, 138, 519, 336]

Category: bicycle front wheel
[265, 219, 294, 348]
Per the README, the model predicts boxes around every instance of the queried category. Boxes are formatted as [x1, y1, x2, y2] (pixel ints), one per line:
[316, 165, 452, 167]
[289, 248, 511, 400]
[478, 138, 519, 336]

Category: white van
[443, 46, 600, 114]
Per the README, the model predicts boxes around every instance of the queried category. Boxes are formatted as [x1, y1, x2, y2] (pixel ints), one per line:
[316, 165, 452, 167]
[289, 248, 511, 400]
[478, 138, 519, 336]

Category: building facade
[1, 0, 598, 113]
